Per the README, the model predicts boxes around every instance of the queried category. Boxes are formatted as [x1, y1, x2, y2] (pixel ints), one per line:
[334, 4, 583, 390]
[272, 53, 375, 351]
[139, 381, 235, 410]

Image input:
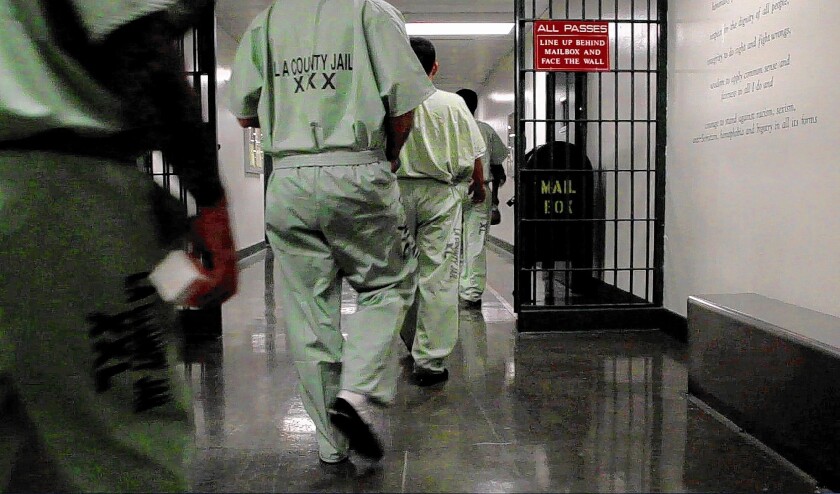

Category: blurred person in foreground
[0, 0, 237, 491]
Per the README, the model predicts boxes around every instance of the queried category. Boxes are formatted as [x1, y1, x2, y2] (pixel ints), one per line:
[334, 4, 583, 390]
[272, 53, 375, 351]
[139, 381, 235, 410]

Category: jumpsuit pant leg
[459, 183, 492, 302]
[320, 163, 417, 404]
[398, 180, 464, 373]
[0, 153, 192, 492]
[265, 166, 348, 462]
[266, 162, 416, 461]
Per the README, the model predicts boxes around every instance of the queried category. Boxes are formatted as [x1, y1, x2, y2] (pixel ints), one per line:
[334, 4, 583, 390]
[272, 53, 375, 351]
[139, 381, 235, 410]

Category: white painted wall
[666, 0, 840, 317]
[477, 48, 516, 246]
[215, 27, 266, 251]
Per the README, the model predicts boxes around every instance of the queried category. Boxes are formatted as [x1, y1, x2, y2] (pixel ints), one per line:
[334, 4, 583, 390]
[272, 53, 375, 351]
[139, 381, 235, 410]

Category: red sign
[534, 21, 611, 72]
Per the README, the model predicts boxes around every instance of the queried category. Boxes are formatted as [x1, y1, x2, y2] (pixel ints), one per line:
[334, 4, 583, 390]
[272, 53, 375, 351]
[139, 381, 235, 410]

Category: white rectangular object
[148, 250, 206, 304]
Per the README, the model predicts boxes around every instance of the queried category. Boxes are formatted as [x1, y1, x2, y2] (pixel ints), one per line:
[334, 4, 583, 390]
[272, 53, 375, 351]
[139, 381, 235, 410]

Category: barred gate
[141, 5, 218, 218]
[514, 0, 668, 330]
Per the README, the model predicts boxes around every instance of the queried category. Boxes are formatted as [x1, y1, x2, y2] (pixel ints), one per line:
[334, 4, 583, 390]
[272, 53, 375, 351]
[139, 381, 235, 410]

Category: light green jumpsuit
[1, 1, 196, 491]
[459, 120, 510, 303]
[229, 0, 434, 463]
[397, 89, 486, 373]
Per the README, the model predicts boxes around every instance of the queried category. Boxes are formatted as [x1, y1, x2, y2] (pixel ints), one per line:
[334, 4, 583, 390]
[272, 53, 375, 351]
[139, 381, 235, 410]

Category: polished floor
[184, 247, 820, 493]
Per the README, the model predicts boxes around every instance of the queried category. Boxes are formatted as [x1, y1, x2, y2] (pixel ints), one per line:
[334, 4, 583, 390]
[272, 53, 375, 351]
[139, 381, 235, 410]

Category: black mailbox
[520, 140, 596, 298]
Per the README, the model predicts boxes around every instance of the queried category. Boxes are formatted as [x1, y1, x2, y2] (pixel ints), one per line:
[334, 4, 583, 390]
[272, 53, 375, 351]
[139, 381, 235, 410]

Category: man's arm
[457, 102, 487, 203]
[491, 178, 501, 206]
[469, 157, 486, 203]
[229, 18, 265, 131]
[489, 163, 505, 206]
[385, 110, 414, 171]
[363, 1, 434, 170]
[488, 130, 509, 205]
[238, 117, 260, 129]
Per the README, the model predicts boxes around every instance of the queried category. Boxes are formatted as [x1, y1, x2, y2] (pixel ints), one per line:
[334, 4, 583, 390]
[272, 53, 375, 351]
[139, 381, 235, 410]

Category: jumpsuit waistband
[271, 150, 387, 169]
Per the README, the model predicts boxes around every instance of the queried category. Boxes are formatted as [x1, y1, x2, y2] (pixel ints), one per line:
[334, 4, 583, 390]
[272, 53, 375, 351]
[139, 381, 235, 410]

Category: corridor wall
[666, 0, 840, 317]
[215, 27, 266, 252]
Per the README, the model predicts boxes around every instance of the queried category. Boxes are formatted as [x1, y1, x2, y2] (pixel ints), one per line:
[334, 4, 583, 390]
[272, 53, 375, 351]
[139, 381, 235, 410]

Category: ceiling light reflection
[490, 92, 515, 102]
[406, 23, 514, 36]
[216, 67, 231, 83]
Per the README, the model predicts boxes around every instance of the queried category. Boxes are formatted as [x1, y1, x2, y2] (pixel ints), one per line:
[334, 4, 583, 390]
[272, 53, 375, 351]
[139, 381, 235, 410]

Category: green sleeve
[228, 22, 265, 119]
[488, 128, 510, 166]
[363, 0, 435, 116]
[460, 102, 486, 161]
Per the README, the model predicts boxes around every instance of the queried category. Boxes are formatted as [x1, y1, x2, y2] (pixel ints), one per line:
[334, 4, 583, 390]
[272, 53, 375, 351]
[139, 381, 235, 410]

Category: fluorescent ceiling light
[406, 23, 514, 36]
[490, 92, 515, 102]
[216, 67, 231, 83]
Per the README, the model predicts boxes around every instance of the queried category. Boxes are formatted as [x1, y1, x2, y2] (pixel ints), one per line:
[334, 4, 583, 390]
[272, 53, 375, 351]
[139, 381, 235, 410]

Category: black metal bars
[514, 0, 667, 330]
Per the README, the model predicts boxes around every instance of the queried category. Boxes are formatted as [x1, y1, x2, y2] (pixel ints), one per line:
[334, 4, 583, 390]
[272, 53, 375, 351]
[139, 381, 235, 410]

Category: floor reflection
[184, 339, 225, 444]
[187, 253, 818, 493]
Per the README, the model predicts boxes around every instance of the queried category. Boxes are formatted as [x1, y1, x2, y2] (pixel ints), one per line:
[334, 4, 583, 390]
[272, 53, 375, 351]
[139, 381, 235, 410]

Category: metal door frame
[143, 3, 218, 215]
[514, 0, 669, 331]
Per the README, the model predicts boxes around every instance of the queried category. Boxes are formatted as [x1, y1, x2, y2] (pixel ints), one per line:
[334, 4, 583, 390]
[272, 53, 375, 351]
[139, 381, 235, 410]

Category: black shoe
[328, 398, 384, 460]
[461, 299, 482, 310]
[490, 207, 502, 225]
[412, 368, 449, 387]
[318, 454, 350, 466]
